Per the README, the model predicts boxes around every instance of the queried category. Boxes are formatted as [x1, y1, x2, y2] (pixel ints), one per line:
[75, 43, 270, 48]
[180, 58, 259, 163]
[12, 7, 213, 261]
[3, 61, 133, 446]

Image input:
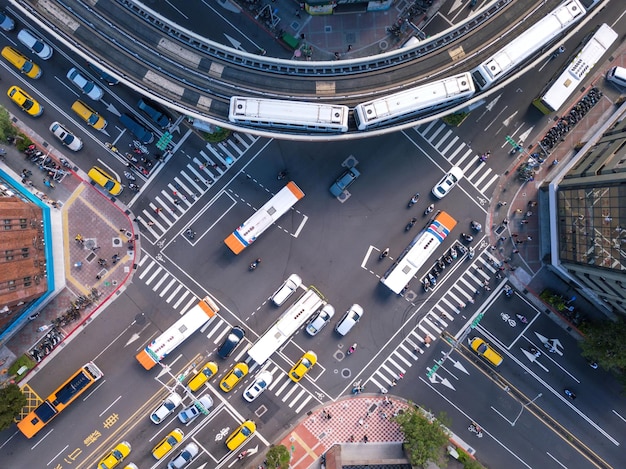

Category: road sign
[471, 312, 484, 328]
[156, 132, 173, 150]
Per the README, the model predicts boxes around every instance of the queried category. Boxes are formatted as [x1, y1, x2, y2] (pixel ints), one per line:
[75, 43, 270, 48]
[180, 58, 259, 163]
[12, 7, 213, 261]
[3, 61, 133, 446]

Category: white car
[177, 395, 213, 424]
[271, 273, 302, 306]
[49, 122, 83, 151]
[66, 67, 104, 100]
[335, 304, 363, 336]
[243, 370, 273, 402]
[432, 166, 464, 199]
[150, 392, 182, 424]
[17, 29, 52, 60]
[306, 304, 335, 336]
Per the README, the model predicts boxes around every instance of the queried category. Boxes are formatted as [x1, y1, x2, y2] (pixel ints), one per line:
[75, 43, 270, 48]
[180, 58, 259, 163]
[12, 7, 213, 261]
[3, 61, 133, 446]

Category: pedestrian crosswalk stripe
[282, 385, 302, 402]
[448, 143, 465, 160]
[211, 327, 229, 345]
[152, 272, 170, 291]
[166, 284, 184, 303]
[172, 290, 191, 309]
[422, 120, 437, 134]
[275, 378, 291, 396]
[145, 267, 163, 285]
[181, 296, 198, 315]
[428, 122, 446, 142]
[159, 278, 178, 298]
[138, 260, 154, 279]
[295, 395, 313, 413]
[393, 350, 412, 367]
[435, 129, 453, 149]
[441, 135, 459, 155]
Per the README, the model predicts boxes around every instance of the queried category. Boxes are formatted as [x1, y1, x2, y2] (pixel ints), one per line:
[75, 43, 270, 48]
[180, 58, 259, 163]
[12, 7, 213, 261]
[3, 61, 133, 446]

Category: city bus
[136, 296, 219, 370]
[380, 211, 457, 294]
[17, 362, 103, 438]
[224, 181, 305, 255]
[471, 0, 585, 90]
[247, 287, 325, 365]
[533, 24, 617, 114]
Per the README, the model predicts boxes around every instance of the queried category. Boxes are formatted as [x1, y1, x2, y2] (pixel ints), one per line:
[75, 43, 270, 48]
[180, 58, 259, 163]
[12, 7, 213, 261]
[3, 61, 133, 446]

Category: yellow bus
[17, 362, 103, 438]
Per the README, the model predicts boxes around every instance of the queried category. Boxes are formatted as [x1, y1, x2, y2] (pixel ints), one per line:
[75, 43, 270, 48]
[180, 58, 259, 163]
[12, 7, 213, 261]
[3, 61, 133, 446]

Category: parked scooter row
[29, 327, 63, 362]
[422, 244, 466, 292]
[540, 88, 602, 150]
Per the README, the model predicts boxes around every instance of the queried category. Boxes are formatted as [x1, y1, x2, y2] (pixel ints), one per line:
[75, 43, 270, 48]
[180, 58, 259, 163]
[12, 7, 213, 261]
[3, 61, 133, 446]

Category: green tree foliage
[265, 444, 290, 469]
[580, 319, 626, 372]
[0, 384, 27, 431]
[0, 106, 17, 141]
[393, 406, 450, 468]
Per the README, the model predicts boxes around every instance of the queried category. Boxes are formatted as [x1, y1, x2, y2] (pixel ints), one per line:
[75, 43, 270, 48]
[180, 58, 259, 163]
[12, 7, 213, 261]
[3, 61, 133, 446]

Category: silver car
[177, 395, 213, 424]
[306, 304, 335, 336]
[17, 29, 52, 60]
[0, 12, 15, 31]
[66, 67, 104, 100]
[167, 442, 199, 469]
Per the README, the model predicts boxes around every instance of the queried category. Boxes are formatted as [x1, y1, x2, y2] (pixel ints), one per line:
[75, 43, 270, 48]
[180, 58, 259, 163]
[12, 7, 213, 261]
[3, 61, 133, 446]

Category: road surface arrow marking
[522, 349, 549, 372]
[125, 333, 140, 347]
[224, 34, 242, 50]
[517, 126, 533, 143]
[448, 0, 464, 13]
[99, 99, 121, 116]
[485, 94, 501, 112]
[502, 110, 518, 127]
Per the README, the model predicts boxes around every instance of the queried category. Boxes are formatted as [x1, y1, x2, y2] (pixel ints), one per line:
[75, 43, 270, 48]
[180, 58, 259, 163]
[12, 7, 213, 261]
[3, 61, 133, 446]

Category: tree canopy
[0, 384, 27, 431]
[393, 406, 450, 468]
[580, 319, 626, 372]
[265, 444, 290, 469]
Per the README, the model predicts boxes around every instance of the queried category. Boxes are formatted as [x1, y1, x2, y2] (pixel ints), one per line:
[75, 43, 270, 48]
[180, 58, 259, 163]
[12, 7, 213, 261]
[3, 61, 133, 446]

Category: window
[24, 276, 31, 287]
[8, 280, 15, 291]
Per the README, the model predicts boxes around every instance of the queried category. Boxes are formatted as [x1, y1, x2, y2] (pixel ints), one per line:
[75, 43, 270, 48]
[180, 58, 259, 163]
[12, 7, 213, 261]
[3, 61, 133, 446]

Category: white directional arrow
[156, 364, 171, 379]
[446, 356, 470, 375]
[428, 373, 455, 390]
[99, 99, 121, 117]
[517, 126, 534, 143]
[485, 94, 501, 112]
[502, 110, 518, 127]
[448, 0, 464, 13]
[247, 445, 259, 455]
[224, 34, 242, 50]
[522, 349, 549, 372]
[544, 338, 564, 356]
[125, 333, 140, 347]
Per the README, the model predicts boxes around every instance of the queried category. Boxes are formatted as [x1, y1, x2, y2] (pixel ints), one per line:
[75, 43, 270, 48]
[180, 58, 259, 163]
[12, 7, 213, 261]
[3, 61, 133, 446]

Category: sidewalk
[0, 118, 138, 385]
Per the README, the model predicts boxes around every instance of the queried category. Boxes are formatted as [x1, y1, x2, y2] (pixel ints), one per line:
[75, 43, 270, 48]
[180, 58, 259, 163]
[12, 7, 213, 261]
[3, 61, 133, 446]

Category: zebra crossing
[137, 133, 259, 242]
[136, 254, 318, 413]
[412, 122, 500, 195]
[367, 249, 503, 390]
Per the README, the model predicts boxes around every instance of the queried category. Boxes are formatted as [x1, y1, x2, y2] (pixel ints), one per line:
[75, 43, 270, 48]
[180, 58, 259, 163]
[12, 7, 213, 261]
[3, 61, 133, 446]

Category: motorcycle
[347, 343, 357, 355]
[468, 423, 483, 438]
[277, 170, 288, 180]
[457, 244, 467, 255]
[461, 233, 474, 243]
[128, 183, 140, 192]
[428, 273, 437, 287]
[450, 247, 457, 260]
[408, 192, 420, 208]
[351, 385, 364, 394]
[564, 389, 576, 400]
[123, 171, 136, 181]
[185, 228, 196, 240]
[424, 204, 434, 215]
[529, 346, 541, 358]
[479, 152, 490, 162]
[504, 285, 513, 297]
[471, 221, 482, 232]
[468, 247, 475, 259]
[444, 255, 453, 264]
[405, 217, 417, 231]
[379, 248, 390, 260]
[249, 258, 261, 271]
[422, 278, 430, 292]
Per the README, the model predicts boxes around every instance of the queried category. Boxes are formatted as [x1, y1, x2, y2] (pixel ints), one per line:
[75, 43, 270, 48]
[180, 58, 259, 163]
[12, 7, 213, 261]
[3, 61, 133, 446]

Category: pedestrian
[147, 221, 155, 226]
[490, 245, 497, 251]
[119, 228, 126, 233]
[173, 199, 180, 205]
[458, 302, 466, 309]
[526, 211, 533, 217]
[515, 208, 523, 214]
[96, 274, 101, 280]
[502, 218, 509, 225]
[498, 201, 507, 207]
[424, 336, 432, 345]
[92, 246, 100, 252]
[521, 219, 529, 224]
[467, 298, 475, 304]
[484, 286, 491, 291]
[358, 418, 364, 426]
[499, 236, 507, 242]
[390, 379, 397, 387]
[527, 235, 532, 241]
[347, 44, 352, 51]
[300, 33, 305, 40]
[155, 207, 162, 214]
[512, 233, 518, 238]
[199, 164, 205, 170]
[194, 177, 201, 183]
[516, 239, 524, 245]
[513, 249, 519, 254]
[363, 435, 369, 443]
[398, 372, 404, 379]
[295, 9, 300, 17]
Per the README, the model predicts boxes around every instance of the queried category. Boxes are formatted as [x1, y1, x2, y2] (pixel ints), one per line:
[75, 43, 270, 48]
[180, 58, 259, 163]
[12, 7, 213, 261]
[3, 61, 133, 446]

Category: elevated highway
[12, 0, 594, 139]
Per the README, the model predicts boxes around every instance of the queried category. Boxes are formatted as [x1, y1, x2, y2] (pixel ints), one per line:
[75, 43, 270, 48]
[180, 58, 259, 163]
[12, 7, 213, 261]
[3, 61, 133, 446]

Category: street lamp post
[512, 393, 542, 426]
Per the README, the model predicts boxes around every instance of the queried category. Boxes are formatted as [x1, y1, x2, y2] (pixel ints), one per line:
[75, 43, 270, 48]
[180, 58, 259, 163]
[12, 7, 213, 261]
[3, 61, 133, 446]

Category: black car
[137, 98, 171, 129]
[217, 326, 245, 358]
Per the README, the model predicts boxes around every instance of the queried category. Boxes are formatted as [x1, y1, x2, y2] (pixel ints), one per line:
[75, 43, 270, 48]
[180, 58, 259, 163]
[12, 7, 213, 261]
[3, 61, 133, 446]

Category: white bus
[248, 287, 325, 365]
[354, 73, 475, 130]
[229, 96, 350, 133]
[533, 24, 617, 114]
[381, 211, 457, 294]
[471, 0, 586, 90]
[224, 181, 305, 255]
[136, 296, 219, 370]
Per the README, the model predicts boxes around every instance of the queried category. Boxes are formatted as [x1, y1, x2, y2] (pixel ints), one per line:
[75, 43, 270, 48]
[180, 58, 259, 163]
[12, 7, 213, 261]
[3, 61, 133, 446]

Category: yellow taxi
[219, 362, 248, 392]
[187, 361, 218, 392]
[470, 337, 503, 367]
[98, 441, 131, 469]
[88, 166, 123, 196]
[1, 46, 42, 78]
[289, 351, 317, 382]
[226, 420, 256, 451]
[152, 428, 184, 460]
[7, 85, 43, 116]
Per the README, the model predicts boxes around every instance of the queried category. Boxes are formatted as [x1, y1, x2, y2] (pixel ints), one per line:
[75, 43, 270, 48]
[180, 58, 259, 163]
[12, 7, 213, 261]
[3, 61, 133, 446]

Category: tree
[0, 106, 16, 141]
[393, 405, 450, 468]
[265, 444, 290, 469]
[0, 384, 27, 431]
[580, 319, 626, 372]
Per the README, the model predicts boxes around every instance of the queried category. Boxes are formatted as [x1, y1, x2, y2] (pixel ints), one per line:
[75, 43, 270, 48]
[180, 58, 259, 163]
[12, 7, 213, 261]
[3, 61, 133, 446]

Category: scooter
[123, 171, 136, 181]
[185, 228, 196, 240]
[424, 204, 434, 215]
[504, 285, 513, 297]
[515, 313, 528, 324]
[468, 247, 475, 259]
[347, 343, 357, 355]
[461, 233, 474, 242]
[564, 389, 576, 400]
[277, 170, 288, 180]
[450, 247, 458, 260]
[249, 258, 261, 271]
[128, 183, 140, 192]
[407, 192, 420, 208]
[471, 221, 482, 232]
[468, 423, 483, 438]
[379, 248, 390, 260]
[405, 218, 417, 231]
[428, 273, 437, 287]
[422, 278, 430, 292]
[479, 152, 490, 162]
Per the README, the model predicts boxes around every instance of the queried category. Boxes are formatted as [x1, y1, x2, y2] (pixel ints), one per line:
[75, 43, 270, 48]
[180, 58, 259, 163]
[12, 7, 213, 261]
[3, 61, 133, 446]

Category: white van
[606, 66, 626, 87]
[271, 274, 302, 306]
